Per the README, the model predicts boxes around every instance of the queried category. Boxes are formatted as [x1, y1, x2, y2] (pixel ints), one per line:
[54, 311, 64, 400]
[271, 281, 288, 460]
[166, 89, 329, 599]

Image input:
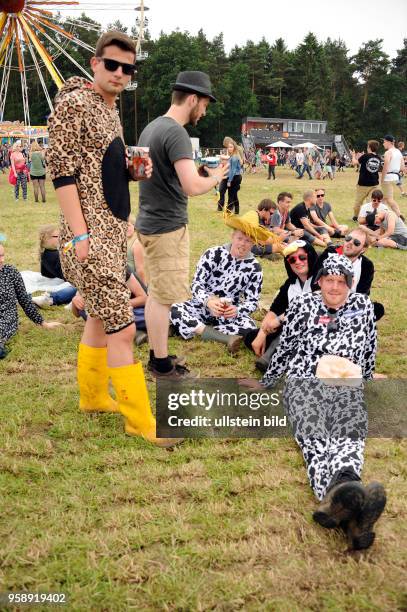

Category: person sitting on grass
[32, 225, 77, 308]
[367, 209, 407, 250]
[309, 188, 348, 238]
[241, 253, 386, 551]
[251, 199, 285, 260]
[313, 226, 385, 321]
[71, 266, 149, 346]
[243, 240, 318, 371]
[357, 189, 388, 230]
[127, 219, 147, 289]
[289, 190, 333, 248]
[170, 211, 279, 353]
[0, 243, 61, 359]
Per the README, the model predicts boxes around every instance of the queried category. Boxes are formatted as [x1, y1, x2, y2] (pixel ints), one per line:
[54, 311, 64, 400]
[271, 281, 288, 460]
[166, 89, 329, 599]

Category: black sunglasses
[371, 198, 382, 202]
[287, 254, 308, 264]
[344, 235, 362, 247]
[316, 193, 325, 197]
[98, 57, 136, 76]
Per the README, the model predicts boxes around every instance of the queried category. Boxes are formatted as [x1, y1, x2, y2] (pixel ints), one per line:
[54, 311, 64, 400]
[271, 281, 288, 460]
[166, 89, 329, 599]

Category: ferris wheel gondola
[0, 0, 149, 136]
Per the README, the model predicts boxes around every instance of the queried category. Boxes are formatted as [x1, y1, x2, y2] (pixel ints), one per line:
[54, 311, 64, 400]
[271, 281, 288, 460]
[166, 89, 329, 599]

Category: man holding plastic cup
[135, 71, 229, 378]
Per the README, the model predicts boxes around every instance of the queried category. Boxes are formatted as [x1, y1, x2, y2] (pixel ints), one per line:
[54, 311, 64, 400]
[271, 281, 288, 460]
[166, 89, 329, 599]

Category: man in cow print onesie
[260, 253, 386, 550]
[170, 214, 264, 353]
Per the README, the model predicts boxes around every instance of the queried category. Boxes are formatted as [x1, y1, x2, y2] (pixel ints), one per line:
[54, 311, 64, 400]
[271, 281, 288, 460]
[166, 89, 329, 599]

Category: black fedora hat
[172, 71, 216, 102]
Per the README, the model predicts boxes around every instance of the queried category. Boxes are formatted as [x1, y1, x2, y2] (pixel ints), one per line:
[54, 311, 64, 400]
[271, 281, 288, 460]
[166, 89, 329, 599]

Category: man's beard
[189, 104, 200, 127]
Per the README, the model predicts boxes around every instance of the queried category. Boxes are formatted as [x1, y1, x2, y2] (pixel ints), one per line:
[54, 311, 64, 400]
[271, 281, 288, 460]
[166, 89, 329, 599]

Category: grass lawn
[0, 167, 406, 611]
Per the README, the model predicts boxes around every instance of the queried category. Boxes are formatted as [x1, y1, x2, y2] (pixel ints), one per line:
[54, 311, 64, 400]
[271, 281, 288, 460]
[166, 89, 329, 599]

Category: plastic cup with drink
[129, 146, 150, 180]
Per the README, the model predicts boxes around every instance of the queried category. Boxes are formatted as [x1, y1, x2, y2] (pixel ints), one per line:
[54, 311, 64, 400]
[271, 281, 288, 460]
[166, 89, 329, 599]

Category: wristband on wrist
[63, 233, 89, 253]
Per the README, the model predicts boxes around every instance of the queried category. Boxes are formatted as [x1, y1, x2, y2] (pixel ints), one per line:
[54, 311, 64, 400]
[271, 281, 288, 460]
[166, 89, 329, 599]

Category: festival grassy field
[0, 167, 406, 611]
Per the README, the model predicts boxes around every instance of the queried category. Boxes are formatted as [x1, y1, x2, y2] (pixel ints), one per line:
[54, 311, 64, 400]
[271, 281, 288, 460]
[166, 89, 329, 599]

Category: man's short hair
[397, 141, 405, 149]
[277, 191, 293, 203]
[95, 30, 136, 58]
[257, 198, 276, 212]
[352, 226, 373, 247]
[171, 90, 205, 105]
[371, 189, 383, 200]
[303, 190, 315, 201]
[367, 140, 379, 153]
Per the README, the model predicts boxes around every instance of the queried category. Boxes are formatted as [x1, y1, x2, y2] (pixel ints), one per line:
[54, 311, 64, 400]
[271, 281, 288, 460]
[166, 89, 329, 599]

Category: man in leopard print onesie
[47, 31, 177, 447]
[260, 253, 386, 550]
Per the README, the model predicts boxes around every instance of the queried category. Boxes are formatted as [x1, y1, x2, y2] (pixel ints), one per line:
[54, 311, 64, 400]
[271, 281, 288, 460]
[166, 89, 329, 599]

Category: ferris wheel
[0, 0, 150, 132]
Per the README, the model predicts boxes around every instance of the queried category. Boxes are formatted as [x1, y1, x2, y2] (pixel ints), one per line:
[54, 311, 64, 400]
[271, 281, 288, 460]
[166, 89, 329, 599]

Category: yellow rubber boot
[78, 344, 119, 413]
[109, 362, 183, 448]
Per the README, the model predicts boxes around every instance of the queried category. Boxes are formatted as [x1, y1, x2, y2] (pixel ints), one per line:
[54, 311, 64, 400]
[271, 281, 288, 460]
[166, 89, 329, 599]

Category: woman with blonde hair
[32, 225, 77, 308]
[30, 140, 46, 203]
[10, 141, 28, 201]
[217, 137, 243, 214]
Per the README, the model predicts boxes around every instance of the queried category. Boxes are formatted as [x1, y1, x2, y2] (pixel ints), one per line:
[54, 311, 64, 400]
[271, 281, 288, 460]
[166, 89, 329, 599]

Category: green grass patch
[0, 168, 406, 610]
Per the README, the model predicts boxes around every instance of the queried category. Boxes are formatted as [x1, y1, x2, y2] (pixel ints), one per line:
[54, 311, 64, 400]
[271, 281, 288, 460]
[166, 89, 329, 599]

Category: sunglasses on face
[316, 193, 325, 198]
[98, 57, 136, 76]
[287, 254, 308, 264]
[344, 235, 362, 247]
[371, 198, 382, 202]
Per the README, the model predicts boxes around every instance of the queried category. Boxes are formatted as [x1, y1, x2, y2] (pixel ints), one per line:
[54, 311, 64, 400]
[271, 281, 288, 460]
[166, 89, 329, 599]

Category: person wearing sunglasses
[289, 190, 333, 248]
[357, 189, 388, 230]
[30, 225, 77, 309]
[309, 190, 348, 238]
[244, 240, 319, 370]
[243, 253, 385, 551]
[47, 31, 181, 448]
[313, 227, 385, 321]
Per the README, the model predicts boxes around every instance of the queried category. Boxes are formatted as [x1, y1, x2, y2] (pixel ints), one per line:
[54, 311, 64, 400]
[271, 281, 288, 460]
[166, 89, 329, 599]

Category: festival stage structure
[241, 116, 352, 160]
[0, 0, 149, 138]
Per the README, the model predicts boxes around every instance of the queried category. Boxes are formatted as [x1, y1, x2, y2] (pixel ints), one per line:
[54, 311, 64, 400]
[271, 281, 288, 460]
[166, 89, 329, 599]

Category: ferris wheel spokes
[0, 40, 14, 120]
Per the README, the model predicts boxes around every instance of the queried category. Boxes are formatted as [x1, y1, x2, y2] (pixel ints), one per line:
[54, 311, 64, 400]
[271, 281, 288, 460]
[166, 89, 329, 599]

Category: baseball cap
[383, 134, 395, 143]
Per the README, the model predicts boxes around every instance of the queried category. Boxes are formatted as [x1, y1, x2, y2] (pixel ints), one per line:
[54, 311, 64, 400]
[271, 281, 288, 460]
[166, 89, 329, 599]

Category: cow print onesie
[261, 291, 377, 500]
[170, 244, 262, 338]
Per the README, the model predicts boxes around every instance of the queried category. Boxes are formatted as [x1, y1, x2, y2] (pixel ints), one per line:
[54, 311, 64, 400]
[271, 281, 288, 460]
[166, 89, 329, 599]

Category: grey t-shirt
[136, 116, 193, 235]
[311, 201, 332, 222]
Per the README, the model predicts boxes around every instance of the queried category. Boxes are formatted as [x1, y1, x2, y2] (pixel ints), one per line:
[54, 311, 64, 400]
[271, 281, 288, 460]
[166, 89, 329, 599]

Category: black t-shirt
[358, 153, 380, 187]
[136, 116, 193, 235]
[41, 249, 64, 280]
[290, 202, 311, 228]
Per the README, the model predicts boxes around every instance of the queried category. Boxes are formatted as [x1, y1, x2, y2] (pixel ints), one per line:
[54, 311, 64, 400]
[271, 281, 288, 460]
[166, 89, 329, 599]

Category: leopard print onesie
[47, 77, 133, 334]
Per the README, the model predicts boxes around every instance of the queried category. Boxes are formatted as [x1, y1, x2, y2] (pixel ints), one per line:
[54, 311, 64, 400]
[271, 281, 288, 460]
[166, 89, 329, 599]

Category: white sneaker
[32, 292, 53, 308]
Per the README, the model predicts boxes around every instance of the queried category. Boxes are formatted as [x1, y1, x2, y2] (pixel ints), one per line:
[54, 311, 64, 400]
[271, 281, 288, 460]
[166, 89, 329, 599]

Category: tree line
[3, 15, 407, 149]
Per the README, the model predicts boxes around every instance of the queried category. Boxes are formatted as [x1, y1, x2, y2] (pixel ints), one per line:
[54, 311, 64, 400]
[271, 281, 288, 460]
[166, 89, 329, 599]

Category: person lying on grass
[240, 253, 386, 551]
[0, 243, 62, 359]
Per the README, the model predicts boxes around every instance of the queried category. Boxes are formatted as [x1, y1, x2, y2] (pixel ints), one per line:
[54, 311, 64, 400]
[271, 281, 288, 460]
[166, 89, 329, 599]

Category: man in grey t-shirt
[135, 71, 228, 378]
[309, 189, 348, 238]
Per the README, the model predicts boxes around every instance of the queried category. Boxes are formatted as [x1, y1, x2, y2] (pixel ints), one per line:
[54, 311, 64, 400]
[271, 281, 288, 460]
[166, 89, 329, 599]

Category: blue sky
[63, 0, 406, 58]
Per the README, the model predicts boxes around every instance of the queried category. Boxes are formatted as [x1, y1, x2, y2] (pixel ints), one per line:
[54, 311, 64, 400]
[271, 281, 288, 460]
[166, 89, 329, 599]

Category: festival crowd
[1, 30, 406, 552]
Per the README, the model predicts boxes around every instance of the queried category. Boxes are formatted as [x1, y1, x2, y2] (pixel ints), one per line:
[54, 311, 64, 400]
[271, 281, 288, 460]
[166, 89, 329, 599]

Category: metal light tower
[125, 0, 149, 143]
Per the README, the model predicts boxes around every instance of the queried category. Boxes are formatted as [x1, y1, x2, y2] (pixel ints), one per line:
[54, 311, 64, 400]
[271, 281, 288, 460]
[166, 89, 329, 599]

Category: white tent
[266, 141, 292, 148]
[295, 142, 322, 149]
